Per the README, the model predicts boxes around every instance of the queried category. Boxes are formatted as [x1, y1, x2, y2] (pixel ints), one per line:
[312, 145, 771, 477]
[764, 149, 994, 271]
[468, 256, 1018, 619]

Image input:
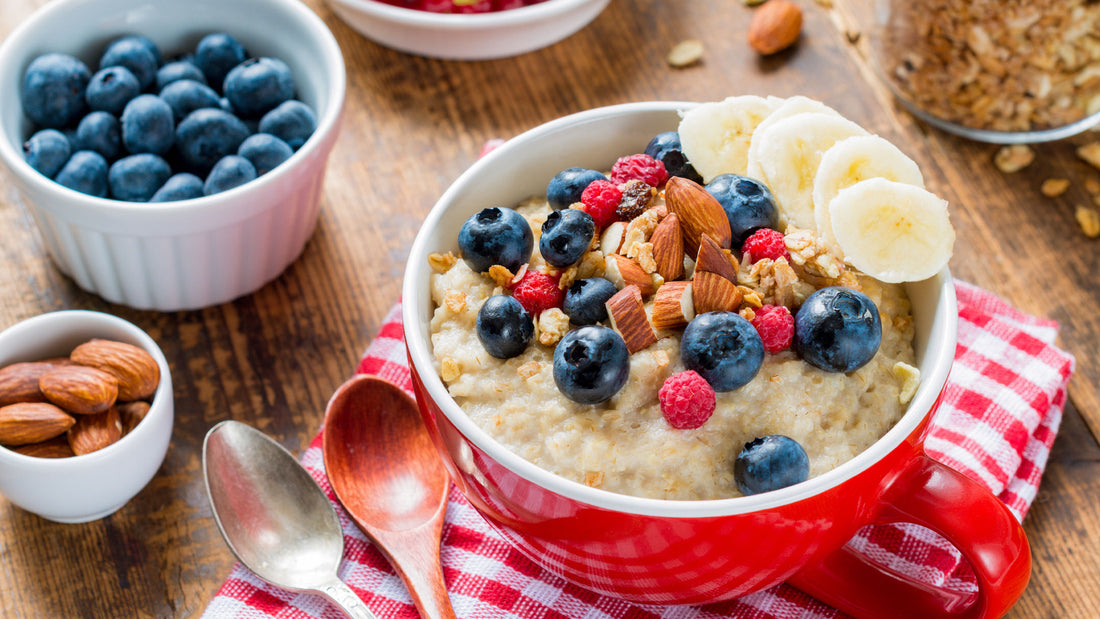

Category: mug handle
[788, 454, 1031, 619]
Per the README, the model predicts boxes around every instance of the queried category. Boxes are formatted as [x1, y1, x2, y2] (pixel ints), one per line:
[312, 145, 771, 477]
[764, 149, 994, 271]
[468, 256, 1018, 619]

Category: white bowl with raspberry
[325, 0, 611, 60]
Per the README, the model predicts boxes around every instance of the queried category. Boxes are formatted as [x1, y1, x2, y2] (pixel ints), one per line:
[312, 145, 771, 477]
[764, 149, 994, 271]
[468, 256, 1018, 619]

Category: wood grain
[0, 0, 1097, 617]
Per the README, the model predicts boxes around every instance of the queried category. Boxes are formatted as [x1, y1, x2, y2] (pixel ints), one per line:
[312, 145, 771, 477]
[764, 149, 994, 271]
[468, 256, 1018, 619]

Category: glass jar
[869, 0, 1100, 143]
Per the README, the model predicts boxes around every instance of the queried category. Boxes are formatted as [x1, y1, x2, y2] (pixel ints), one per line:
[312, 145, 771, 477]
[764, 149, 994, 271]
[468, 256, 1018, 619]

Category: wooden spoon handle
[372, 525, 457, 619]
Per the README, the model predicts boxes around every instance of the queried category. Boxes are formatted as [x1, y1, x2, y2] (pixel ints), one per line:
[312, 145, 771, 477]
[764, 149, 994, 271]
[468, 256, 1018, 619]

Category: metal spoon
[202, 420, 377, 619]
[322, 375, 457, 619]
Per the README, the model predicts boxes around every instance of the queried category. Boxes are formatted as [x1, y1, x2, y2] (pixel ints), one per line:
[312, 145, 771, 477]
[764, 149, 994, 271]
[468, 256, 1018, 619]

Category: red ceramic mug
[401, 102, 1030, 617]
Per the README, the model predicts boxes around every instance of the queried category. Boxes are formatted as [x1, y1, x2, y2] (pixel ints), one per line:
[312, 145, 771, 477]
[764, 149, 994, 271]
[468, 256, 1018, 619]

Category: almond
[605, 254, 656, 297]
[665, 176, 732, 256]
[0, 402, 75, 446]
[67, 406, 122, 456]
[0, 358, 75, 407]
[40, 365, 119, 416]
[605, 285, 657, 353]
[71, 339, 160, 401]
[693, 271, 744, 314]
[0, 362, 51, 407]
[747, 0, 803, 55]
[695, 233, 740, 282]
[12, 436, 75, 459]
[650, 213, 685, 281]
[652, 281, 695, 330]
[118, 401, 151, 435]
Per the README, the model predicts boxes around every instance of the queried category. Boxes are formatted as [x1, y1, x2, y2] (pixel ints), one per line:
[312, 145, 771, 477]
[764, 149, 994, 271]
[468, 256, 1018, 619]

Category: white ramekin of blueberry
[0, 0, 345, 310]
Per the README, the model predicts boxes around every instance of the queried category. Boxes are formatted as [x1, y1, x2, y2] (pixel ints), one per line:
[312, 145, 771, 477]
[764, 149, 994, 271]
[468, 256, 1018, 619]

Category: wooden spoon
[322, 375, 457, 619]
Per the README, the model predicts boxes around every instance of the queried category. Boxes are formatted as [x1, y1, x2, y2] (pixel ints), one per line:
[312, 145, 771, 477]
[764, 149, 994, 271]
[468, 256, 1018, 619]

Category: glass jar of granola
[869, 0, 1100, 143]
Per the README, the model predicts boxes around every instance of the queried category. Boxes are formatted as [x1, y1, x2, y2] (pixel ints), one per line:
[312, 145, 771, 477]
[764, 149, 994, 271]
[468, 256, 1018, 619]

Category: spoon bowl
[203, 421, 377, 619]
[323, 374, 456, 619]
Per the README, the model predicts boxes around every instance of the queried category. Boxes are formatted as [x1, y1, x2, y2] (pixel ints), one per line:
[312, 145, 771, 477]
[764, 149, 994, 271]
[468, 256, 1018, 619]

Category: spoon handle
[318, 579, 380, 619]
[375, 527, 458, 619]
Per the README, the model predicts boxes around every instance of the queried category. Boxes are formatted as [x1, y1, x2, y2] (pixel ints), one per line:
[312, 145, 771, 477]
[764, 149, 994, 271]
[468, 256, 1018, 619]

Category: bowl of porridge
[401, 99, 1030, 613]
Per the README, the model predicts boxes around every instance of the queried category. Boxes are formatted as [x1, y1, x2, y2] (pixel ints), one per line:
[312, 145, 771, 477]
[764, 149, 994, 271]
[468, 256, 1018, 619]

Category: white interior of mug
[402, 101, 958, 517]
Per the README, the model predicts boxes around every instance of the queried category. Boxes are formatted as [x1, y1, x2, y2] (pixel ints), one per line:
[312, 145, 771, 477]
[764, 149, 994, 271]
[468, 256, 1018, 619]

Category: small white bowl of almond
[0, 310, 173, 523]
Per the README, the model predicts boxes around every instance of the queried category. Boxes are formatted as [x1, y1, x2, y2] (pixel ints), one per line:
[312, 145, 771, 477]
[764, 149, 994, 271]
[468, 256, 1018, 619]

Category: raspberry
[752, 305, 794, 354]
[741, 228, 789, 262]
[511, 270, 564, 315]
[580, 180, 622, 228]
[658, 370, 716, 429]
[609, 153, 669, 187]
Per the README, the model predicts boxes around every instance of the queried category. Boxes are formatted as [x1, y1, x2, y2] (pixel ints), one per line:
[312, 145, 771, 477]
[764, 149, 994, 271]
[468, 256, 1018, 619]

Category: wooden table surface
[1, 0, 1098, 617]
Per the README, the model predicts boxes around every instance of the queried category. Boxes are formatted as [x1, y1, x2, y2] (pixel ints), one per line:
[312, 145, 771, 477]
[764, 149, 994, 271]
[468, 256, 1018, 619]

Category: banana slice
[744, 95, 840, 181]
[745, 112, 868, 231]
[829, 178, 954, 283]
[813, 135, 925, 249]
[678, 95, 779, 182]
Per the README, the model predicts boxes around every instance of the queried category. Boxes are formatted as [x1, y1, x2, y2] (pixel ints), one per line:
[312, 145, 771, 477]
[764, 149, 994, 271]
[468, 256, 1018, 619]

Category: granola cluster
[878, 0, 1100, 132]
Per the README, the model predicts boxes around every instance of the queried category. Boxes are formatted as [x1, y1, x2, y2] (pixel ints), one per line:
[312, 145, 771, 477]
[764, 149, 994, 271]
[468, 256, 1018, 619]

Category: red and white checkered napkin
[203, 281, 1075, 619]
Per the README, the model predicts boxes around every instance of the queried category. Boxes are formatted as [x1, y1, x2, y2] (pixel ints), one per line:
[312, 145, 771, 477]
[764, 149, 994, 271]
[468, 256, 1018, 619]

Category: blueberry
[98, 35, 159, 91]
[457, 207, 533, 273]
[540, 208, 594, 268]
[223, 57, 295, 118]
[681, 312, 764, 391]
[546, 167, 606, 210]
[644, 131, 703, 183]
[120, 94, 175, 155]
[705, 174, 780, 246]
[553, 325, 630, 405]
[237, 133, 293, 176]
[194, 33, 247, 91]
[258, 100, 316, 150]
[159, 79, 222, 122]
[175, 108, 251, 172]
[23, 129, 71, 178]
[562, 277, 617, 325]
[115, 34, 162, 65]
[55, 150, 108, 197]
[476, 295, 534, 359]
[203, 155, 257, 195]
[20, 53, 91, 129]
[72, 111, 122, 161]
[85, 66, 140, 116]
[150, 172, 204, 202]
[734, 435, 810, 495]
[108, 153, 172, 201]
[155, 60, 206, 91]
[794, 287, 882, 373]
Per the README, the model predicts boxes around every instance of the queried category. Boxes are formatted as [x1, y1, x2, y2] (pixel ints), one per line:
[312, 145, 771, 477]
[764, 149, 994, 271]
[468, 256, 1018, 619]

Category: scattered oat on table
[1076, 205, 1100, 238]
[1077, 143, 1100, 171]
[1041, 178, 1071, 198]
[994, 145, 1035, 174]
[667, 39, 705, 68]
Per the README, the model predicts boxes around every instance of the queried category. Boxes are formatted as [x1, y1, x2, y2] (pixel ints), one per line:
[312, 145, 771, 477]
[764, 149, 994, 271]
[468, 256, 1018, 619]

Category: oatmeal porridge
[427, 96, 952, 500]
